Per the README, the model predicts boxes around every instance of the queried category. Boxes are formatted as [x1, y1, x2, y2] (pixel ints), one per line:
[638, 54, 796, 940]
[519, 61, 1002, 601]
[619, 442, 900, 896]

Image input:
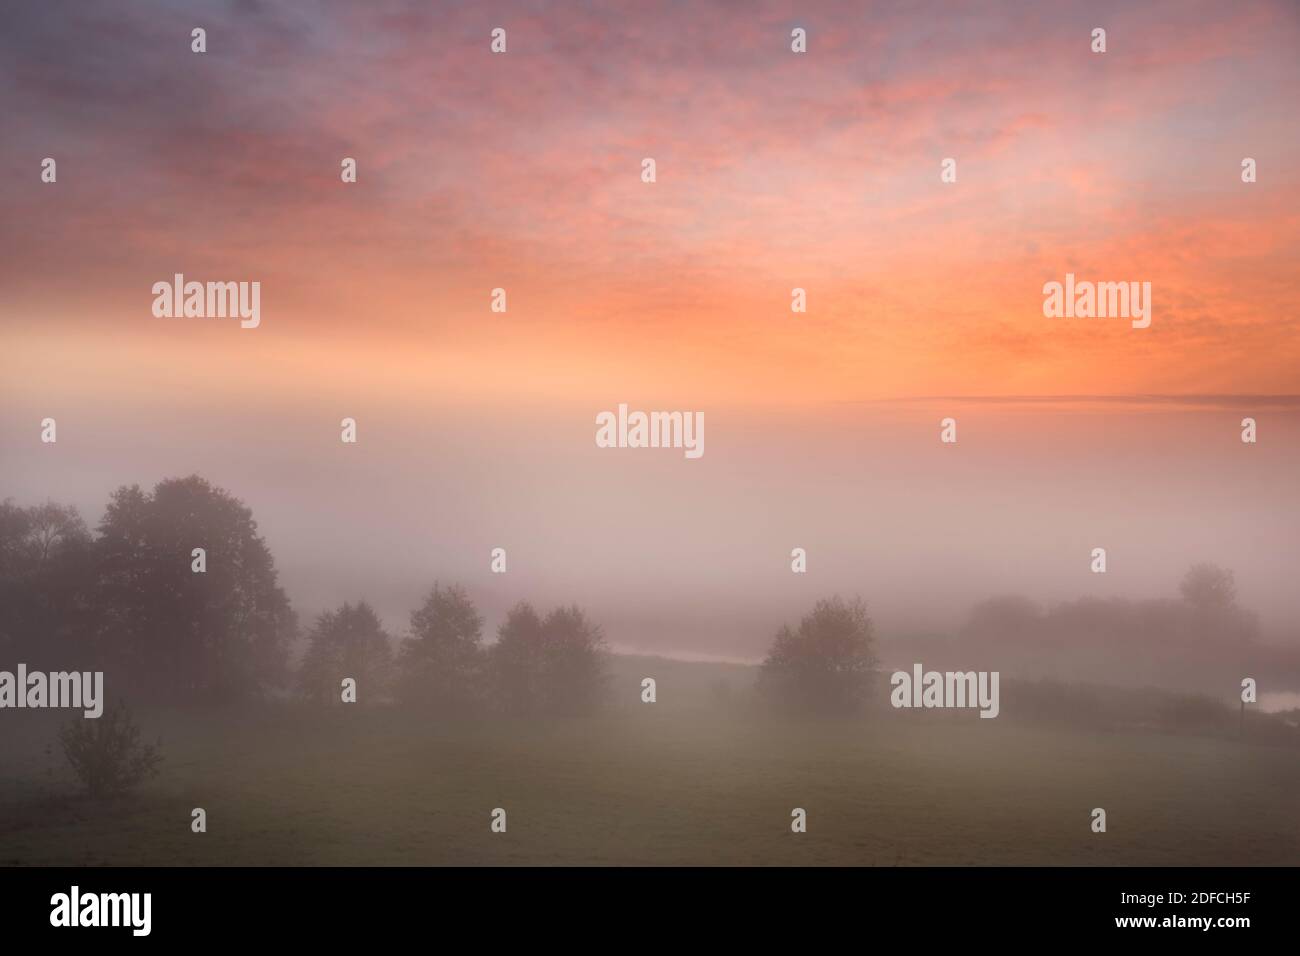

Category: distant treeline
[0, 475, 609, 714]
[3, 475, 1296, 718]
[890, 566, 1300, 693]
[963, 564, 1259, 651]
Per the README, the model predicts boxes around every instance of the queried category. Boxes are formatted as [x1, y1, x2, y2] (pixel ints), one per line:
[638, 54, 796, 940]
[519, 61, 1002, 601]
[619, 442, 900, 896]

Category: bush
[59, 702, 162, 798]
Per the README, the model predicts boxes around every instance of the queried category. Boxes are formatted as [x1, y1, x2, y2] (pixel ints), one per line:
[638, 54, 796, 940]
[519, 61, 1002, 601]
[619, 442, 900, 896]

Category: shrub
[59, 702, 162, 798]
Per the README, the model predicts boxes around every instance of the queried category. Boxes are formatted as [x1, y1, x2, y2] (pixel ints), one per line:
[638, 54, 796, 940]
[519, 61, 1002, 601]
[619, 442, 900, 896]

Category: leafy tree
[396, 583, 485, 711]
[1179, 563, 1237, 612]
[0, 500, 94, 667]
[491, 601, 546, 715]
[59, 702, 162, 798]
[538, 605, 608, 716]
[489, 601, 608, 715]
[1177, 562, 1258, 648]
[90, 476, 296, 703]
[759, 595, 878, 714]
[298, 601, 393, 705]
[26, 501, 92, 565]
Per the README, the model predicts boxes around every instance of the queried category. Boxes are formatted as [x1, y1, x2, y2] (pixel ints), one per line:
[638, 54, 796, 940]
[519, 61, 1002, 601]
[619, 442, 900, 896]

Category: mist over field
[3, 0, 1300, 871]
[4, 397, 1299, 691]
[3, 409, 1299, 867]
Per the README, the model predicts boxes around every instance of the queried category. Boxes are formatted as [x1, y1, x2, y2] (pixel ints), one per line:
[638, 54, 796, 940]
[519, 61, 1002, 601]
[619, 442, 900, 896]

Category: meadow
[2, 660, 1295, 867]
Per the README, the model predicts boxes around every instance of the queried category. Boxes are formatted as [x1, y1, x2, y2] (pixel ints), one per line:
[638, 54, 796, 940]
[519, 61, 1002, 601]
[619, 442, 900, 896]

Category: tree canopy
[759, 595, 878, 715]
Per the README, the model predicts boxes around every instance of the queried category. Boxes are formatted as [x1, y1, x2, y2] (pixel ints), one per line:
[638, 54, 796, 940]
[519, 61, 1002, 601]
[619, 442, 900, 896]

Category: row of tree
[2, 475, 875, 715]
[298, 587, 608, 715]
[1, 476, 612, 714]
[6, 474, 1258, 718]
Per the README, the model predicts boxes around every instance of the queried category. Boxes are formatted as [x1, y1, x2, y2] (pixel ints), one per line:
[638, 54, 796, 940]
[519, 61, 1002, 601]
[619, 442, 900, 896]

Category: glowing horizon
[3, 0, 1299, 409]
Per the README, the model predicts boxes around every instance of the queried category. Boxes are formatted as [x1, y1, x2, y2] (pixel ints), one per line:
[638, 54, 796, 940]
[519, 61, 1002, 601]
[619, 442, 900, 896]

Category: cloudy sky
[2, 0, 1298, 655]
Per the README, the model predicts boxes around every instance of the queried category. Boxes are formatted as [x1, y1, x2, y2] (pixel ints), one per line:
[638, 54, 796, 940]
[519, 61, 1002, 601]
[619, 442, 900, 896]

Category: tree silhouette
[491, 601, 546, 715]
[298, 601, 393, 705]
[396, 582, 485, 712]
[760, 595, 878, 715]
[490, 601, 608, 716]
[0, 499, 95, 668]
[90, 475, 296, 703]
[1179, 563, 1237, 612]
[538, 605, 608, 716]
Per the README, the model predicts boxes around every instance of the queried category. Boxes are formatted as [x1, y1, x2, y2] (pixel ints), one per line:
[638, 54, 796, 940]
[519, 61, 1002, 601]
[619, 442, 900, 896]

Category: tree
[491, 601, 546, 715]
[90, 475, 296, 703]
[1177, 563, 1258, 647]
[759, 596, 878, 715]
[396, 583, 485, 711]
[489, 601, 608, 716]
[26, 501, 92, 565]
[1179, 563, 1237, 612]
[298, 602, 393, 705]
[538, 605, 608, 716]
[0, 500, 94, 668]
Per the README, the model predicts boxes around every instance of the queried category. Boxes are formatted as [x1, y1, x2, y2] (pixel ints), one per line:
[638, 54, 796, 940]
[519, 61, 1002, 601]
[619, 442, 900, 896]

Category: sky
[2, 0, 1298, 656]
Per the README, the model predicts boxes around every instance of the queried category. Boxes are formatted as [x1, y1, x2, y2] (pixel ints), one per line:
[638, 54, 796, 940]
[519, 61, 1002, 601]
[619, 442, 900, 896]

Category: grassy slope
[2, 687, 1296, 866]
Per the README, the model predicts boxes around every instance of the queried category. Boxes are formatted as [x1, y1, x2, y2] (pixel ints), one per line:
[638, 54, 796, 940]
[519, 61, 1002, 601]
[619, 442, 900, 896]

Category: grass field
[2, 696, 1296, 866]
